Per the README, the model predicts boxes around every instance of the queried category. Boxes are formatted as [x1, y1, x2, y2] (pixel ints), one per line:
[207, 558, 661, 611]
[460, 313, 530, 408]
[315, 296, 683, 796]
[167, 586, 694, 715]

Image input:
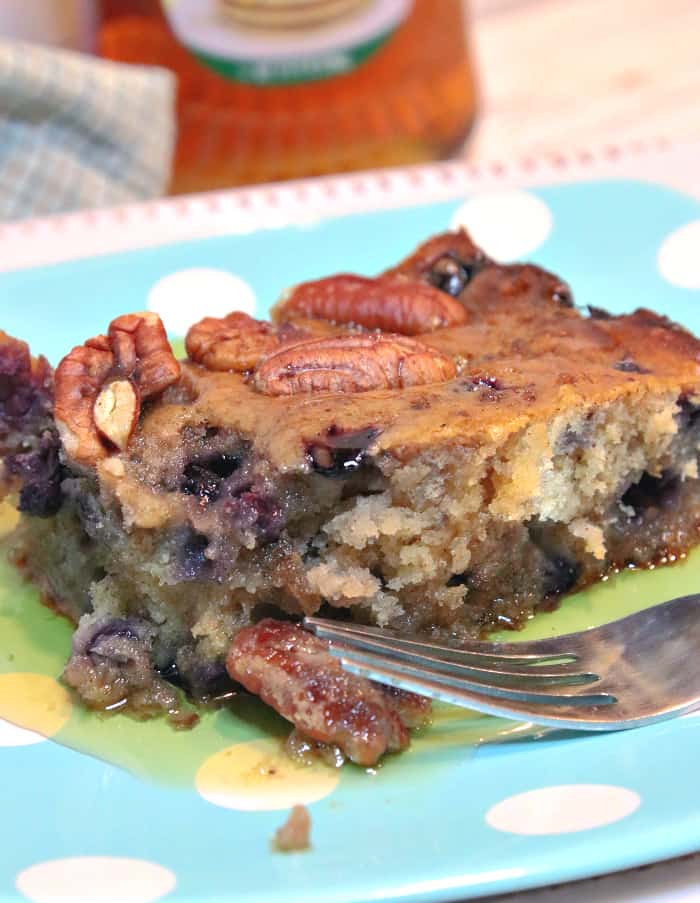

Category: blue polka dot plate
[1, 165, 700, 903]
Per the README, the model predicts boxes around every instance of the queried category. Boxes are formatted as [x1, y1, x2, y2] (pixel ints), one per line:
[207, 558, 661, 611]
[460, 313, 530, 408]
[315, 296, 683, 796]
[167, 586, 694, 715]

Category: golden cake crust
[130, 305, 700, 478]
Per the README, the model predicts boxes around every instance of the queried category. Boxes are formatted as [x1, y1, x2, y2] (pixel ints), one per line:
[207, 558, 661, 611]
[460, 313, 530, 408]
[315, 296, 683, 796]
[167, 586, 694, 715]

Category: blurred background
[0, 0, 698, 219]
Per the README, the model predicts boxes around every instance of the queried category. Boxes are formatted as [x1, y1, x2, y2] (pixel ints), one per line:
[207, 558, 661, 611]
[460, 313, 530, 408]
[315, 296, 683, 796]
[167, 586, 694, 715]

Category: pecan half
[55, 312, 179, 467]
[253, 333, 456, 396]
[109, 312, 181, 396]
[226, 619, 410, 766]
[272, 274, 468, 335]
[186, 312, 283, 372]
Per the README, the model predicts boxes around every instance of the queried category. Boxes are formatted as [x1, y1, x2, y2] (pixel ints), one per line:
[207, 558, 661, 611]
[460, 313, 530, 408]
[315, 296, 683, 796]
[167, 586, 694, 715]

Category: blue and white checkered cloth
[0, 39, 176, 221]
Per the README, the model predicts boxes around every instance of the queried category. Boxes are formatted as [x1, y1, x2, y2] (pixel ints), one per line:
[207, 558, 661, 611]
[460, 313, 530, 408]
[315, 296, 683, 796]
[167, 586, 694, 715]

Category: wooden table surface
[467, 0, 700, 162]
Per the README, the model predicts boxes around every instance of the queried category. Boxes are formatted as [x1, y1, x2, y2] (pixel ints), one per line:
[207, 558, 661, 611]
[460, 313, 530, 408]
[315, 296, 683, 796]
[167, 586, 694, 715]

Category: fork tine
[305, 617, 581, 667]
[340, 657, 618, 725]
[324, 635, 598, 688]
[339, 651, 615, 708]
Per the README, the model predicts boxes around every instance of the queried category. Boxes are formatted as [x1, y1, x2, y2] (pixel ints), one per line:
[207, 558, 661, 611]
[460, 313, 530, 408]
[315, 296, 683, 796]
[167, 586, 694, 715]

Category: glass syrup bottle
[98, 0, 477, 193]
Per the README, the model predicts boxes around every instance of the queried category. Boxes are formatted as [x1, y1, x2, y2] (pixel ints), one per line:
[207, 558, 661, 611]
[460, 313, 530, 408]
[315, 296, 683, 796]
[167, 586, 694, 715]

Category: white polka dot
[450, 190, 553, 260]
[196, 738, 339, 811]
[147, 268, 256, 335]
[486, 784, 640, 835]
[657, 220, 700, 289]
[16, 857, 176, 903]
[0, 717, 46, 747]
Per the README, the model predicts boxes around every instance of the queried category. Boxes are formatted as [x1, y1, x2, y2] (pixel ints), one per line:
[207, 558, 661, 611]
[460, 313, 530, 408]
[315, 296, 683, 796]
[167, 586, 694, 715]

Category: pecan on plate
[54, 312, 180, 467]
[253, 333, 457, 396]
[272, 274, 468, 335]
[226, 619, 411, 766]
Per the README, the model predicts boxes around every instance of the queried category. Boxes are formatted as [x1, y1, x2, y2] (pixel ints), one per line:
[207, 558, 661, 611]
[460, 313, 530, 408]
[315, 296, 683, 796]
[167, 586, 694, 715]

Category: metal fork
[305, 594, 700, 730]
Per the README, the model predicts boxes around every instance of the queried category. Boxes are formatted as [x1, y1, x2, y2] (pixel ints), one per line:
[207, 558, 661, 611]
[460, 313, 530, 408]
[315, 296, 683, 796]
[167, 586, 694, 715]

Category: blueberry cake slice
[3, 230, 700, 765]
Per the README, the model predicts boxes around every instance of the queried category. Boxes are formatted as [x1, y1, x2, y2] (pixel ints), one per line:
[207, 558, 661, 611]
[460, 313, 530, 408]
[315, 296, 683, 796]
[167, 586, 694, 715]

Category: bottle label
[161, 0, 413, 85]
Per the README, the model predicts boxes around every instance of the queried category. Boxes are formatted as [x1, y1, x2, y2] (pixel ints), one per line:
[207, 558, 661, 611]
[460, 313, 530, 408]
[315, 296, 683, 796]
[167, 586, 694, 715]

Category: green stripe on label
[191, 28, 396, 85]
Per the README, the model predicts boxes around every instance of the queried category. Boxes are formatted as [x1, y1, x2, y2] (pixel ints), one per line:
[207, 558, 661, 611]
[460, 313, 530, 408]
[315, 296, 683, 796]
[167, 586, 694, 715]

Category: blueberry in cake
[2, 229, 700, 765]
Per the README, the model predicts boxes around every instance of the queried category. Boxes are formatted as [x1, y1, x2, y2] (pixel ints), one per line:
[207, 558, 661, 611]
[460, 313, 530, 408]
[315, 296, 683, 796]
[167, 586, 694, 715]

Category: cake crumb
[683, 459, 699, 480]
[273, 805, 311, 853]
[569, 518, 606, 560]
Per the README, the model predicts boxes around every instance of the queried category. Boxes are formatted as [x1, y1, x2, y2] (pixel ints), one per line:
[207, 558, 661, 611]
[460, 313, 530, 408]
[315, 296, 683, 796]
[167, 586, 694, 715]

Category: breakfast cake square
[2, 228, 699, 764]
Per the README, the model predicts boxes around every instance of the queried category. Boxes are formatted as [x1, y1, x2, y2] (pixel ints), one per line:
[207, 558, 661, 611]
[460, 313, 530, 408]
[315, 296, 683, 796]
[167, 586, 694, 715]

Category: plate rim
[0, 138, 698, 275]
